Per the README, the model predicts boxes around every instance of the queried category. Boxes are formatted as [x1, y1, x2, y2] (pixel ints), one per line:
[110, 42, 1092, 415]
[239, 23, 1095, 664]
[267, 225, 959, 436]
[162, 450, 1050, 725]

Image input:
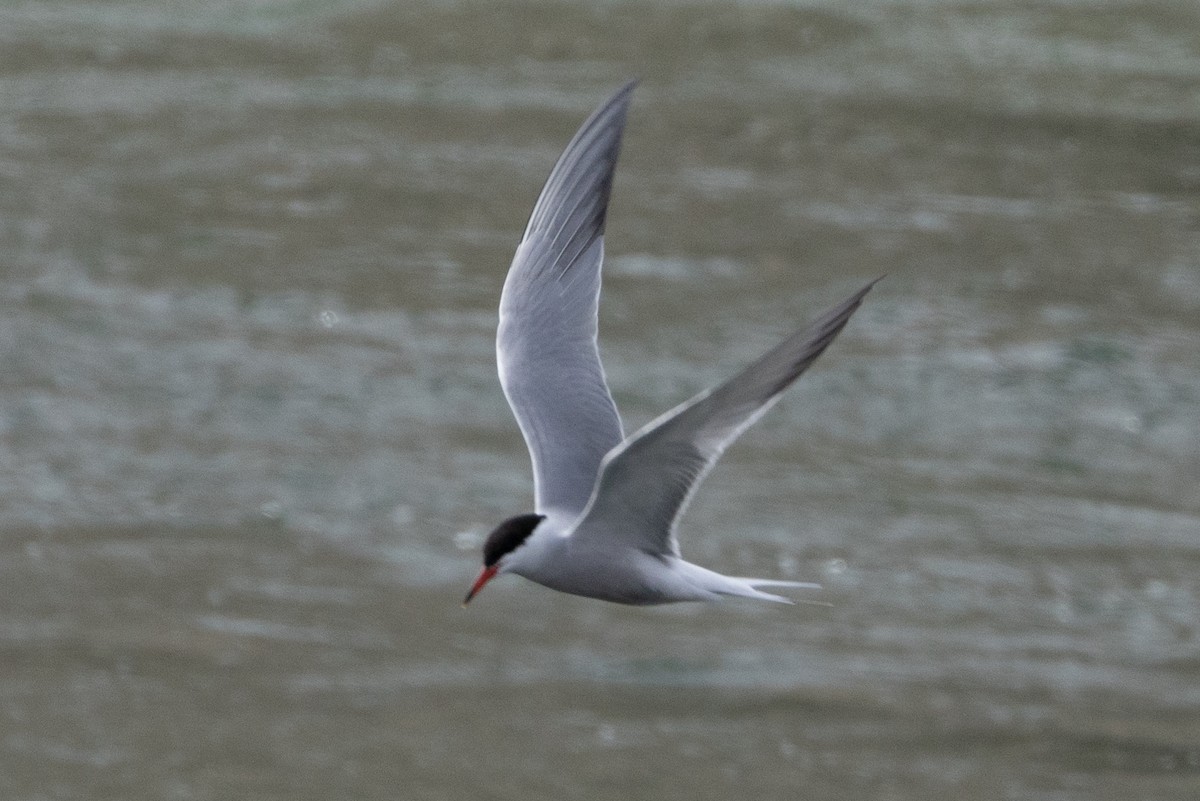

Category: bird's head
[462, 513, 546, 605]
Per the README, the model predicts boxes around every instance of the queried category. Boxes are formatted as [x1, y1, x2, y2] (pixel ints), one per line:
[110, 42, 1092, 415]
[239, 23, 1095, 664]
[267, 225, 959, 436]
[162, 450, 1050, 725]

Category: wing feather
[571, 279, 879, 554]
[497, 82, 637, 516]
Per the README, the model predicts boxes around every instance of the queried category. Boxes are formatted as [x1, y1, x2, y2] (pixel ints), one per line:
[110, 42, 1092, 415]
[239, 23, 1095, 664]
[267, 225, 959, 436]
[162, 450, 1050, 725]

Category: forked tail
[721, 577, 826, 605]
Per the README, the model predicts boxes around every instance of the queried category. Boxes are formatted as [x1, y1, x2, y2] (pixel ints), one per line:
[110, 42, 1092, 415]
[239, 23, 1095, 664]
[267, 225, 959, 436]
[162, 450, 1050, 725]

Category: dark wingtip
[613, 77, 640, 98]
[761, 275, 880, 396]
[522, 80, 639, 272]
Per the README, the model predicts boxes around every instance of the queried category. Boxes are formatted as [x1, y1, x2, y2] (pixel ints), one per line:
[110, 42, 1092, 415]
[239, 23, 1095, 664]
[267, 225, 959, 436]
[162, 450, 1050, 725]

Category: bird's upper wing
[497, 82, 636, 517]
[570, 279, 878, 555]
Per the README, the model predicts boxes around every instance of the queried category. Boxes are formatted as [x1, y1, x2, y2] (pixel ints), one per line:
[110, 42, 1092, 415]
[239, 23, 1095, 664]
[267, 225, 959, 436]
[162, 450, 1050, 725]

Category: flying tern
[464, 81, 877, 606]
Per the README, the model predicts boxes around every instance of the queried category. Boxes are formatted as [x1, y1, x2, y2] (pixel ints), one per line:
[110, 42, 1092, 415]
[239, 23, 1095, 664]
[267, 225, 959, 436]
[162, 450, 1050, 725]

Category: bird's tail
[724, 578, 827, 605]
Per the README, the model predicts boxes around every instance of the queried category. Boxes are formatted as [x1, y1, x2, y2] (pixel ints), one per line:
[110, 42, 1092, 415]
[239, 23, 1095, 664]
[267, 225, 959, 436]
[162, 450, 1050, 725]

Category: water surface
[2, 2, 1199, 799]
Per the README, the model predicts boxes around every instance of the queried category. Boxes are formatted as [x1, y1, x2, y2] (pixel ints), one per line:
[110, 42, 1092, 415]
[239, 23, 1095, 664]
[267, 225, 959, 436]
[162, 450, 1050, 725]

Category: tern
[464, 81, 877, 606]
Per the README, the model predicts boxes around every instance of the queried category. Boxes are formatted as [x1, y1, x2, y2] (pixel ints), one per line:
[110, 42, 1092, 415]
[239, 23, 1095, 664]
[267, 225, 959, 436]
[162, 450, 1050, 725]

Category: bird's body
[502, 512, 808, 604]
[464, 81, 877, 606]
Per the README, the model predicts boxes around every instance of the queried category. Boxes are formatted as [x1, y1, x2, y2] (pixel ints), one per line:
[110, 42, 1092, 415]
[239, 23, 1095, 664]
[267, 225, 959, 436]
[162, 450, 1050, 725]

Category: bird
[463, 80, 877, 606]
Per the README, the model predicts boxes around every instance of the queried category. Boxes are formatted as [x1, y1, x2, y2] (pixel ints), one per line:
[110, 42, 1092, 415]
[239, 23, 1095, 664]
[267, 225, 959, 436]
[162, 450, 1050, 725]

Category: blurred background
[2, 1, 1198, 799]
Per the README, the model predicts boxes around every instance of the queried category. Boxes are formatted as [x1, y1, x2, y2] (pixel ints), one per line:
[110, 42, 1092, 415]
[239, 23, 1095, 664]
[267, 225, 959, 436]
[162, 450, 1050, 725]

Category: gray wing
[497, 81, 636, 517]
[571, 279, 878, 555]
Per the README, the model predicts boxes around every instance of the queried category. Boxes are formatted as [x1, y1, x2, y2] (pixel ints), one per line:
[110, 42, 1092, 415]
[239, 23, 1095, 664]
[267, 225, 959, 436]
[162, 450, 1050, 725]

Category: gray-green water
[2, 2, 1199, 799]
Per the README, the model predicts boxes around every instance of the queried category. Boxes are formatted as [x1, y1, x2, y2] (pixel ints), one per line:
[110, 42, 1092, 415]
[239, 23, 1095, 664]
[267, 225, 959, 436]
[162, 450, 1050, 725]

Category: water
[2, 2, 1199, 799]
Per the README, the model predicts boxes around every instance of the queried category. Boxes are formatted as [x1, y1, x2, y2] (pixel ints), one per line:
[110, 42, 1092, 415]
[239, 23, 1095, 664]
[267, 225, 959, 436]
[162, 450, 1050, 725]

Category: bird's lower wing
[571, 279, 879, 555]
